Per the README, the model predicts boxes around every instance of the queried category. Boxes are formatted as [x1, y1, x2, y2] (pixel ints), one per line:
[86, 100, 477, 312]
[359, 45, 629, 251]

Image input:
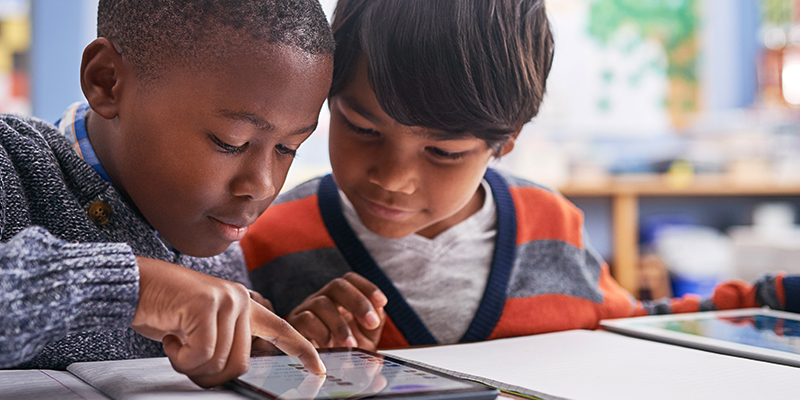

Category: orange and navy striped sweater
[242, 169, 798, 349]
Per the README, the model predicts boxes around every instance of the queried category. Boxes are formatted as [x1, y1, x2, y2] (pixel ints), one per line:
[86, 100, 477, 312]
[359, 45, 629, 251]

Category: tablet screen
[234, 349, 491, 400]
[650, 314, 800, 354]
[600, 308, 800, 368]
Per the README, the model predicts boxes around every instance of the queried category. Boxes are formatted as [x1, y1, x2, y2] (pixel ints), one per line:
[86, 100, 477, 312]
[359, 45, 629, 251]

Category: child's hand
[249, 290, 274, 312]
[131, 257, 324, 388]
[249, 290, 282, 352]
[287, 272, 387, 351]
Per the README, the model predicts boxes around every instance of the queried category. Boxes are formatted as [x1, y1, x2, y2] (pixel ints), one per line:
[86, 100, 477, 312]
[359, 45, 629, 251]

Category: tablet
[600, 308, 800, 367]
[226, 348, 499, 400]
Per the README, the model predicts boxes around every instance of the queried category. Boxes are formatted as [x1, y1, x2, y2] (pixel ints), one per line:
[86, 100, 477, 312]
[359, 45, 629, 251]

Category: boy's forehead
[128, 38, 331, 130]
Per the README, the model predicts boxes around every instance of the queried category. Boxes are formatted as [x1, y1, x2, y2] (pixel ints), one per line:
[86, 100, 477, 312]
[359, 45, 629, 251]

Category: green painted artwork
[587, 0, 698, 128]
[760, 0, 794, 25]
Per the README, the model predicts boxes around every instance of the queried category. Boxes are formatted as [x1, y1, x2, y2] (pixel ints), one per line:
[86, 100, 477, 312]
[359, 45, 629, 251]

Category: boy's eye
[344, 120, 378, 136]
[275, 144, 297, 157]
[210, 135, 247, 154]
[427, 146, 465, 160]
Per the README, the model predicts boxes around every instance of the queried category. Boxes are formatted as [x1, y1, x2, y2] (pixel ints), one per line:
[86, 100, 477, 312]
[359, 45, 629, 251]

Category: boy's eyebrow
[216, 109, 317, 135]
[217, 110, 275, 130]
[340, 97, 381, 125]
[294, 123, 319, 135]
[340, 97, 469, 141]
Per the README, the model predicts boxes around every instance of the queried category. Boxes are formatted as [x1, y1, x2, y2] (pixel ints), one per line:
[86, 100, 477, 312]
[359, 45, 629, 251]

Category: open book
[0, 357, 245, 400]
[381, 329, 800, 400]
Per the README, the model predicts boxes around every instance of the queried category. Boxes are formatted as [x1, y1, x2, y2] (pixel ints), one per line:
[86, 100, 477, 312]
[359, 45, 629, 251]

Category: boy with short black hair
[243, 0, 793, 351]
[0, 0, 332, 387]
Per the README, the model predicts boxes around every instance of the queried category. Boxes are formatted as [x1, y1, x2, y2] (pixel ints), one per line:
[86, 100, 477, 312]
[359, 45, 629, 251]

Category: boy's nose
[367, 154, 416, 195]
[231, 156, 277, 201]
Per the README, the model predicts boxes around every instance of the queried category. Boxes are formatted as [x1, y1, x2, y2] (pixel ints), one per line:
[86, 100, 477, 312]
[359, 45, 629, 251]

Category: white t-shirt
[340, 180, 497, 343]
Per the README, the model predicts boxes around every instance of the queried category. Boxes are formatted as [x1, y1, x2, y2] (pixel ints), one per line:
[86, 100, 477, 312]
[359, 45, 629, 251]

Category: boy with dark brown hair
[244, 0, 792, 351]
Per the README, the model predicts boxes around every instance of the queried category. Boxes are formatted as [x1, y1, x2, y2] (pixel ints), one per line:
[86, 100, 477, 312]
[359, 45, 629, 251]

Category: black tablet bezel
[225, 348, 499, 400]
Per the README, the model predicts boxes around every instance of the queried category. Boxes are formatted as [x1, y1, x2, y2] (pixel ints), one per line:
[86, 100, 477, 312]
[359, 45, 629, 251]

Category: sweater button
[88, 201, 112, 226]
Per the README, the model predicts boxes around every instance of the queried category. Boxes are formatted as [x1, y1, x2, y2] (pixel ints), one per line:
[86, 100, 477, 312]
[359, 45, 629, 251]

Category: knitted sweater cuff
[0, 226, 139, 367]
[56, 241, 140, 330]
[1, 226, 139, 334]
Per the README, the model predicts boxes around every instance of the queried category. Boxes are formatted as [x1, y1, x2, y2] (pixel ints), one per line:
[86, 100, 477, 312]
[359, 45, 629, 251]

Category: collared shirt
[56, 102, 111, 182]
[340, 180, 497, 344]
[55, 103, 166, 241]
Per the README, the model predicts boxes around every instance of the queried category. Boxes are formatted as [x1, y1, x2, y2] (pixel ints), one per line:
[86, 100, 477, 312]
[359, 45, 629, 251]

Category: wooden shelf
[557, 174, 800, 296]
[559, 174, 800, 196]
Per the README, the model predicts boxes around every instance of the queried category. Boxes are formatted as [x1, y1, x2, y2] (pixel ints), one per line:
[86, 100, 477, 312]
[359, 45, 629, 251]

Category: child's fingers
[163, 312, 218, 374]
[348, 318, 376, 350]
[289, 310, 335, 348]
[187, 311, 252, 388]
[132, 258, 270, 386]
[249, 299, 326, 375]
[294, 296, 356, 347]
[321, 277, 383, 330]
[343, 272, 388, 308]
[165, 288, 251, 387]
[348, 307, 385, 351]
[187, 295, 240, 376]
[252, 336, 279, 352]
[249, 290, 274, 312]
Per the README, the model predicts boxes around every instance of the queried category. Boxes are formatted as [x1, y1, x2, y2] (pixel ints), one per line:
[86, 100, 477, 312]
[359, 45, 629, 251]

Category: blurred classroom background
[16, 0, 800, 299]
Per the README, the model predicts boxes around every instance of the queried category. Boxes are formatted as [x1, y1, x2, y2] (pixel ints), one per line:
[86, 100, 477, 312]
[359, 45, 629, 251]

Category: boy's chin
[166, 237, 233, 258]
[363, 221, 417, 240]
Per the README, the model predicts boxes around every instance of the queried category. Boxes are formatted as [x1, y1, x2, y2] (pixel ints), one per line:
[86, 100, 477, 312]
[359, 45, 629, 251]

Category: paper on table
[66, 357, 245, 400]
[0, 369, 107, 400]
[382, 329, 800, 400]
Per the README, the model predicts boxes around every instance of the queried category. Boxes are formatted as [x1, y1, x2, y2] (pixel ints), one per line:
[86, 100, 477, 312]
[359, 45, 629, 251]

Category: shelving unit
[557, 174, 800, 296]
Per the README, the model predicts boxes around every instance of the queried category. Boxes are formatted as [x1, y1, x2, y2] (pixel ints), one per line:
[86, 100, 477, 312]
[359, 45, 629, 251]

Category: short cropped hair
[98, 0, 335, 80]
[330, 0, 554, 152]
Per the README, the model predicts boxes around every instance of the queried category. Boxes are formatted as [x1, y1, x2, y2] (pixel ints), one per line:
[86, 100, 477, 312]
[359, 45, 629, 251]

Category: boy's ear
[80, 38, 127, 120]
[498, 127, 523, 157]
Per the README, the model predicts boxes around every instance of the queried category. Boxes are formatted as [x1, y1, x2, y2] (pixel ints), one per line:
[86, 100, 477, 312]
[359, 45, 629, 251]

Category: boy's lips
[364, 199, 412, 221]
[209, 216, 251, 241]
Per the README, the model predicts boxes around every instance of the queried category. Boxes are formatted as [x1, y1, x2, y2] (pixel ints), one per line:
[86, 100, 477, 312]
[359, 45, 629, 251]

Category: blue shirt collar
[56, 102, 112, 183]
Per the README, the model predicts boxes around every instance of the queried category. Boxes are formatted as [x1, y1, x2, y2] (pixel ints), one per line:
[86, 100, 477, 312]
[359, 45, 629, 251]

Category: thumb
[162, 334, 183, 358]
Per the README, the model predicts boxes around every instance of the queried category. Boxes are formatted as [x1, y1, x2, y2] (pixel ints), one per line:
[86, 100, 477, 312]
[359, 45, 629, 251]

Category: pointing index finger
[249, 299, 326, 375]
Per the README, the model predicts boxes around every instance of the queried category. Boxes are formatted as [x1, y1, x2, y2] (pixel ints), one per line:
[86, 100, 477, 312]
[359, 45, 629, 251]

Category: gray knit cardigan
[0, 114, 250, 369]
